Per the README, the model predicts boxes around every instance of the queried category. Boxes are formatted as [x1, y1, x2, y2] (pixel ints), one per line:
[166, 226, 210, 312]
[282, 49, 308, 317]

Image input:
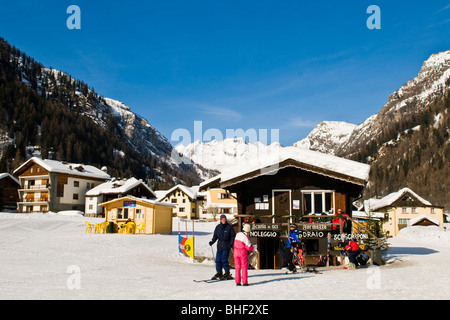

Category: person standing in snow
[209, 214, 236, 280]
[285, 224, 300, 273]
[233, 223, 255, 286]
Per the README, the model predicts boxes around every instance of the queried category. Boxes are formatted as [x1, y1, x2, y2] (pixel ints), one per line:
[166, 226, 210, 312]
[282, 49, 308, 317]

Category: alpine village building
[0, 173, 20, 211]
[211, 147, 371, 269]
[13, 157, 110, 213]
[85, 177, 157, 217]
[364, 188, 445, 237]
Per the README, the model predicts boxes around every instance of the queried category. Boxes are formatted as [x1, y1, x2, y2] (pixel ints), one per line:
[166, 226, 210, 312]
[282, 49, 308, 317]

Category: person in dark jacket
[209, 214, 236, 280]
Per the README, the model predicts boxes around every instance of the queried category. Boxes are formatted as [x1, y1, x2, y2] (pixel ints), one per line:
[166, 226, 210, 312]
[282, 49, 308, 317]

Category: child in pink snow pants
[233, 224, 254, 286]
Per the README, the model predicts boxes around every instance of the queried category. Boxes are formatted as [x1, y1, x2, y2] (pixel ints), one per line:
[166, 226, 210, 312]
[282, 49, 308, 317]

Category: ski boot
[211, 271, 223, 280]
[221, 270, 233, 280]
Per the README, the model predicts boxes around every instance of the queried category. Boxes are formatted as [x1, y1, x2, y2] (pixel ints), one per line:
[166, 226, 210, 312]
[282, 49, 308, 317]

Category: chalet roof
[0, 173, 20, 186]
[155, 184, 199, 201]
[85, 177, 156, 198]
[364, 188, 432, 212]
[98, 195, 175, 208]
[219, 146, 370, 187]
[410, 214, 440, 226]
[13, 157, 110, 180]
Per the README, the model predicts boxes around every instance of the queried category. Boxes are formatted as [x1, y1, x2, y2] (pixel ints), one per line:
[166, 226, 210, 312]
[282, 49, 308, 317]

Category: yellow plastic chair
[85, 221, 94, 233]
[94, 223, 102, 234]
[117, 223, 126, 234]
[125, 222, 136, 234]
[99, 221, 109, 234]
[135, 223, 146, 234]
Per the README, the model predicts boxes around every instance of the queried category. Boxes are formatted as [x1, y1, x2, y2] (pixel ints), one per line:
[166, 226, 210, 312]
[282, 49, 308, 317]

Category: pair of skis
[193, 278, 233, 283]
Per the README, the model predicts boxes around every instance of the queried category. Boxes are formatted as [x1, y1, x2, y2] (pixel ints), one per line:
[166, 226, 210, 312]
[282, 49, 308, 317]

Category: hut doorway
[272, 189, 292, 223]
[257, 237, 281, 269]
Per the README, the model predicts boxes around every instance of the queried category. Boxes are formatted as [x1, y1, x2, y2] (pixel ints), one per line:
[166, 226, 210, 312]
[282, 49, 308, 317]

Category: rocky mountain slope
[0, 37, 211, 188]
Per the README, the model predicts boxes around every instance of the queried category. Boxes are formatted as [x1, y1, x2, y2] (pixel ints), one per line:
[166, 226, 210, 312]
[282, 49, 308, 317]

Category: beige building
[156, 184, 199, 219]
[197, 175, 237, 220]
[364, 188, 445, 237]
[99, 196, 174, 234]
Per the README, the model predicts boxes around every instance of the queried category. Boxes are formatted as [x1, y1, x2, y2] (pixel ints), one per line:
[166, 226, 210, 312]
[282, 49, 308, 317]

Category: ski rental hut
[218, 146, 371, 269]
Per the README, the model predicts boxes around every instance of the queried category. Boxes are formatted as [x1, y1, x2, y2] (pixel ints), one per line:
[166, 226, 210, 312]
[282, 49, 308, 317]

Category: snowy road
[0, 212, 449, 300]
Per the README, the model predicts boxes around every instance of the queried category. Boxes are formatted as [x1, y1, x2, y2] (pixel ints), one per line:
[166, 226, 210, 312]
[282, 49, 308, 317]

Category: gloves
[209, 241, 213, 246]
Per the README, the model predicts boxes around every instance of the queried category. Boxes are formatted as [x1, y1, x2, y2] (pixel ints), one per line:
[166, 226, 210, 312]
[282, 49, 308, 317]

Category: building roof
[0, 173, 20, 186]
[85, 177, 156, 198]
[219, 146, 370, 187]
[364, 188, 432, 212]
[98, 195, 175, 208]
[155, 184, 199, 201]
[410, 214, 440, 226]
[13, 157, 110, 180]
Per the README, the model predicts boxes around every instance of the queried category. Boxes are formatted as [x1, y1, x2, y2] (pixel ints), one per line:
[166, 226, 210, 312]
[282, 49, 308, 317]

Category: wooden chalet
[215, 147, 371, 269]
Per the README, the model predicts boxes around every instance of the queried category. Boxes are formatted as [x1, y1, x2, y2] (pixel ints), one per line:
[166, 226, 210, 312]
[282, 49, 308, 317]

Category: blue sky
[1, 1, 449, 146]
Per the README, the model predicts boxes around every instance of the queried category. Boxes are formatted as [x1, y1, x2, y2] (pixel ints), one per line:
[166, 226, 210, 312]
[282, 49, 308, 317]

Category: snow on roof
[85, 177, 155, 197]
[13, 157, 110, 180]
[156, 184, 199, 201]
[364, 187, 432, 212]
[98, 195, 175, 208]
[0, 173, 20, 186]
[410, 214, 440, 226]
[219, 146, 370, 186]
[352, 210, 385, 220]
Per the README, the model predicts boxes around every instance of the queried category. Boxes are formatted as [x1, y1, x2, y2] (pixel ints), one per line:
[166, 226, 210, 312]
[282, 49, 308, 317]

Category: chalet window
[431, 208, 435, 214]
[302, 191, 335, 214]
[412, 207, 418, 213]
[171, 198, 177, 203]
[74, 181, 79, 188]
[124, 208, 128, 219]
[179, 207, 185, 212]
[182, 199, 186, 203]
[73, 193, 79, 200]
[221, 208, 230, 214]
[89, 205, 93, 210]
[118, 208, 123, 219]
[402, 207, 408, 213]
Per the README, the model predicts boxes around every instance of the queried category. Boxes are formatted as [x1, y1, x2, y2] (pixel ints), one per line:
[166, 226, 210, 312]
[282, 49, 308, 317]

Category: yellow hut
[99, 196, 175, 234]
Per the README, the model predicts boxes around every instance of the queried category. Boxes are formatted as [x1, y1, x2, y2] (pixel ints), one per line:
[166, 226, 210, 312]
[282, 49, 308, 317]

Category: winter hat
[220, 214, 227, 220]
[243, 224, 251, 233]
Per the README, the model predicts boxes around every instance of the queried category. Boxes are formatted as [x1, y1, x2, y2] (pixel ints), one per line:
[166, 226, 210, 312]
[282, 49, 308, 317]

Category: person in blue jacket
[209, 214, 236, 280]
[285, 224, 300, 273]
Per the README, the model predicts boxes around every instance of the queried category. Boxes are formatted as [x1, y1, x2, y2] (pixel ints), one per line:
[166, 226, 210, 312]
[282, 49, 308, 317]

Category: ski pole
[211, 246, 215, 260]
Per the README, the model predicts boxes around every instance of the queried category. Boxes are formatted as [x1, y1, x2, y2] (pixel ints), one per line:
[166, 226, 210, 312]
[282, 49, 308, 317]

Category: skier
[344, 237, 361, 269]
[285, 224, 300, 273]
[209, 214, 236, 280]
[233, 223, 255, 286]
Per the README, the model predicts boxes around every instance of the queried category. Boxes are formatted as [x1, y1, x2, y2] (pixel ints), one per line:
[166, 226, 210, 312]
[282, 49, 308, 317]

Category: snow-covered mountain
[292, 121, 357, 155]
[338, 50, 450, 158]
[293, 50, 450, 158]
[0, 37, 207, 186]
[174, 138, 283, 173]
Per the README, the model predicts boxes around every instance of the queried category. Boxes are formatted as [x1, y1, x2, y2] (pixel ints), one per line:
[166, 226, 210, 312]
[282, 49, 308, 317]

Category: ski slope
[0, 212, 449, 300]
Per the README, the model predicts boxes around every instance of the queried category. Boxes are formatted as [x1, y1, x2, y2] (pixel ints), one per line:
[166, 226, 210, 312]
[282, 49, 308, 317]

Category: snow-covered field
[1, 212, 449, 300]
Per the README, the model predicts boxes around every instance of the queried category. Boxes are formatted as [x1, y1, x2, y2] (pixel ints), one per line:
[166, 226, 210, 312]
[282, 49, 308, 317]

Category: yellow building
[156, 185, 199, 219]
[99, 196, 175, 234]
[364, 188, 445, 237]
